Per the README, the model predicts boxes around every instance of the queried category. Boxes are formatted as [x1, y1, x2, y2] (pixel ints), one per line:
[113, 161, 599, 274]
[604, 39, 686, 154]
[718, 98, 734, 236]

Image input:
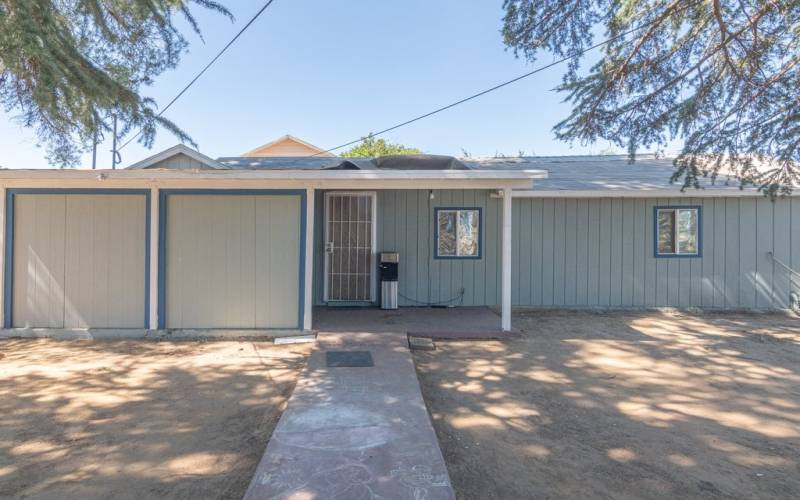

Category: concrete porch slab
[313, 305, 504, 333]
[244, 330, 454, 500]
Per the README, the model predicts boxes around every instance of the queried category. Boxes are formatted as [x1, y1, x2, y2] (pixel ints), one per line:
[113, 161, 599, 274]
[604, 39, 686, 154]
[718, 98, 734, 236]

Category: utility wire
[118, 0, 278, 151]
[315, 6, 694, 156]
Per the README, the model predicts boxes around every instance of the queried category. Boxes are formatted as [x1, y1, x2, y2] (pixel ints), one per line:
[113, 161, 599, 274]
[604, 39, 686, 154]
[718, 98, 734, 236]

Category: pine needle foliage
[503, 0, 800, 195]
[0, 0, 232, 166]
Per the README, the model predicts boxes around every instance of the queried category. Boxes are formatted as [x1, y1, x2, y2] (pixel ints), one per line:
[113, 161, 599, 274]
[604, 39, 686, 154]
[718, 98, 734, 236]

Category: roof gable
[242, 135, 333, 157]
[126, 144, 226, 170]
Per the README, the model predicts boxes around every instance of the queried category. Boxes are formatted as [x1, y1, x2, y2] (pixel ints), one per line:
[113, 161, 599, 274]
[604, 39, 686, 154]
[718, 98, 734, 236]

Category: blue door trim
[3, 188, 151, 328]
[157, 189, 307, 330]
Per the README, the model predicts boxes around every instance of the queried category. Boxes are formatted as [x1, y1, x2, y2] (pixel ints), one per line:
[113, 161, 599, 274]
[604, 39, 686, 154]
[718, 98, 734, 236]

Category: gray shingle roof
[217, 156, 349, 170]
[462, 155, 746, 192]
[216, 154, 747, 193]
[216, 154, 469, 170]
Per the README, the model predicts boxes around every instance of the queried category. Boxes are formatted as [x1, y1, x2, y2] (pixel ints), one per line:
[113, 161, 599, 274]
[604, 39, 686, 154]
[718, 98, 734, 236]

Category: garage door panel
[166, 194, 301, 329]
[112, 196, 146, 326]
[167, 195, 201, 327]
[166, 195, 184, 327]
[216, 197, 257, 327]
[13, 195, 66, 328]
[12, 194, 146, 329]
[64, 195, 104, 327]
[63, 195, 146, 328]
[255, 196, 300, 328]
[225, 197, 256, 327]
[172, 195, 257, 328]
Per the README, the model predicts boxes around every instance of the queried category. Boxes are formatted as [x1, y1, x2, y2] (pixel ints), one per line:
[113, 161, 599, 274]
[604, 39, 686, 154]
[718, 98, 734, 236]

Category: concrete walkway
[244, 331, 454, 500]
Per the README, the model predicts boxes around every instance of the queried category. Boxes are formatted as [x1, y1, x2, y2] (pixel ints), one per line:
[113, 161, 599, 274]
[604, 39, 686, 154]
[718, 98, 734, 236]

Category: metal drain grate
[325, 351, 374, 367]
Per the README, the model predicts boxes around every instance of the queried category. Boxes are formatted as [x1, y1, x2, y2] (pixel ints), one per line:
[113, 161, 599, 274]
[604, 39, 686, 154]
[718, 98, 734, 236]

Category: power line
[118, 0, 278, 152]
[315, 9, 691, 156]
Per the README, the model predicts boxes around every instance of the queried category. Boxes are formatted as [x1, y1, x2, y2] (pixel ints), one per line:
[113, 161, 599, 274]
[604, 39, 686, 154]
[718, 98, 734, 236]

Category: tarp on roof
[371, 155, 469, 170]
[322, 159, 374, 170]
[319, 155, 469, 170]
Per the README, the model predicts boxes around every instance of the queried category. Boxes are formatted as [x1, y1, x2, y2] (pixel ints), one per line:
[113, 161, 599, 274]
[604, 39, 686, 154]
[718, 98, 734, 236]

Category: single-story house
[1, 135, 797, 334]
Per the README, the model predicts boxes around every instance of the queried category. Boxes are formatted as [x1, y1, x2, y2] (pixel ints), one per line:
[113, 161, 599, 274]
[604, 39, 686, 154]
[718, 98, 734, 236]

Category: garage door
[165, 194, 301, 329]
[11, 193, 147, 328]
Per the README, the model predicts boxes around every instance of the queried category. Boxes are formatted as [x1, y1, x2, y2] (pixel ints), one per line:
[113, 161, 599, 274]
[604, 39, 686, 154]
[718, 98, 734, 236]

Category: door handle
[325, 242, 335, 254]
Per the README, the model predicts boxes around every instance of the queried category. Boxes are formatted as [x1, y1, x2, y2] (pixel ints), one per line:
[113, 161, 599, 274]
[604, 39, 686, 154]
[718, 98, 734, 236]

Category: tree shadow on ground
[414, 311, 800, 499]
[0, 339, 310, 499]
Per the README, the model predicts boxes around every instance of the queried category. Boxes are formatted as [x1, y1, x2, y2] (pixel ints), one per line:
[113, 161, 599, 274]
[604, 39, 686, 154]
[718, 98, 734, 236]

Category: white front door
[323, 192, 377, 302]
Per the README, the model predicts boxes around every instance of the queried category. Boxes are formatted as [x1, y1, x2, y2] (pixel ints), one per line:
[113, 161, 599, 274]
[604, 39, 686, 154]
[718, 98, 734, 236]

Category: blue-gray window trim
[3, 188, 151, 328]
[653, 205, 702, 258]
[434, 207, 483, 259]
[157, 189, 307, 330]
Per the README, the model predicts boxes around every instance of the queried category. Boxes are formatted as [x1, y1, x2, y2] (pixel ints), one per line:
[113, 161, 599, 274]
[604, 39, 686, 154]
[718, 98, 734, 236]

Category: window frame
[434, 207, 483, 259]
[653, 205, 702, 258]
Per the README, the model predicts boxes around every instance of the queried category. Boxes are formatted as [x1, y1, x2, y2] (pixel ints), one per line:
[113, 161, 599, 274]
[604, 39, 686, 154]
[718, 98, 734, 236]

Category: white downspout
[501, 187, 512, 331]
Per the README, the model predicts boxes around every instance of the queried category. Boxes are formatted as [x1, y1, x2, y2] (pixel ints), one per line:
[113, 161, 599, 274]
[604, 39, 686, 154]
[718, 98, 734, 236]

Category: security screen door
[324, 192, 377, 302]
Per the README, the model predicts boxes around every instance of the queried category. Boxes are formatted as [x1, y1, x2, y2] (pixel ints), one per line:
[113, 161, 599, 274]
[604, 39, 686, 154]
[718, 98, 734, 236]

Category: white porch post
[149, 187, 159, 330]
[0, 187, 5, 328]
[303, 188, 315, 331]
[501, 187, 512, 331]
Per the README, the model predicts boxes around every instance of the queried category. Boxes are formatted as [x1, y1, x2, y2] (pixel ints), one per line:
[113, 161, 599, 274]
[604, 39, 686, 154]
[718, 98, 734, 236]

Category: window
[655, 206, 701, 257]
[435, 208, 481, 258]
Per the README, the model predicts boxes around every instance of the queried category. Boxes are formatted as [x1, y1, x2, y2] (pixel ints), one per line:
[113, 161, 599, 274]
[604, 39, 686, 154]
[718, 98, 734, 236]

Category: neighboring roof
[241, 134, 334, 157]
[126, 144, 226, 170]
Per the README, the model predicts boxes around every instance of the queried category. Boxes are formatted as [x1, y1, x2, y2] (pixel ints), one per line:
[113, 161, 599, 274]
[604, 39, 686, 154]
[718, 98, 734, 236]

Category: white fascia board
[511, 188, 783, 198]
[0, 168, 547, 181]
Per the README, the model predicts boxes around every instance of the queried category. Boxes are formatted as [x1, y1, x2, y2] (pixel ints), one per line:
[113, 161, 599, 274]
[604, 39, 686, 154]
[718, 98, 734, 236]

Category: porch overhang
[0, 168, 547, 190]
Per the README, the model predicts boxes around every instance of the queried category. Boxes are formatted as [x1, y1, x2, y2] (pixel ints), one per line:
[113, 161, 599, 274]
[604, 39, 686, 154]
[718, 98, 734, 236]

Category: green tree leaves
[340, 134, 422, 157]
[502, 0, 800, 194]
[0, 0, 231, 166]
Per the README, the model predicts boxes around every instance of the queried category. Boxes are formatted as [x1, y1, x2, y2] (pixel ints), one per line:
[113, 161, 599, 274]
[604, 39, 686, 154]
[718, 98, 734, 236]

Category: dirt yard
[414, 311, 800, 499]
[0, 339, 311, 499]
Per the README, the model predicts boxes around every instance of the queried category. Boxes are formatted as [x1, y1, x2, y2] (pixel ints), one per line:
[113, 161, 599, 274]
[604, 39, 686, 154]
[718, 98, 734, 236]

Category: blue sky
[0, 0, 672, 169]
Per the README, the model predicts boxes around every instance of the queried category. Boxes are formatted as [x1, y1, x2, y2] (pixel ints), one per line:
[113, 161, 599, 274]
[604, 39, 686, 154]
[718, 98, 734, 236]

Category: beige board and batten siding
[12, 194, 146, 328]
[314, 190, 798, 310]
[165, 194, 300, 328]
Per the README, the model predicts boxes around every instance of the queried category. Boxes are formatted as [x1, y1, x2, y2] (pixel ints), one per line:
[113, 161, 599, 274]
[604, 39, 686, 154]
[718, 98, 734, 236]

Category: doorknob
[325, 241, 335, 254]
